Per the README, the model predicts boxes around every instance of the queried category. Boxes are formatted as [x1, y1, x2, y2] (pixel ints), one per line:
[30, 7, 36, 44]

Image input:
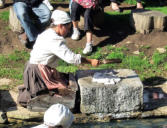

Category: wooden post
[9, 7, 23, 33]
[130, 9, 167, 34]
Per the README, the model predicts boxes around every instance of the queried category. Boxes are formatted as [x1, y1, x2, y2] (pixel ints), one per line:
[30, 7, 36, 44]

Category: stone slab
[2, 80, 167, 122]
[27, 73, 78, 112]
[76, 69, 143, 114]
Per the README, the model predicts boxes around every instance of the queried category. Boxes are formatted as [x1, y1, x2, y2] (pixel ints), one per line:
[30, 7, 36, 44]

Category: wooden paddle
[99, 59, 122, 64]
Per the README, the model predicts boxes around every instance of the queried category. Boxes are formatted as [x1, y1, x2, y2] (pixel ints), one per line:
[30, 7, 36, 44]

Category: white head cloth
[32, 104, 74, 128]
[51, 10, 71, 25]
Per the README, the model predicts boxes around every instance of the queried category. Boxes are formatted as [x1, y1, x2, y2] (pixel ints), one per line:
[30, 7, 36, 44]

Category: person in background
[32, 104, 74, 128]
[70, 0, 97, 55]
[13, 0, 51, 49]
[111, 0, 143, 12]
[17, 10, 99, 106]
[0, 0, 5, 8]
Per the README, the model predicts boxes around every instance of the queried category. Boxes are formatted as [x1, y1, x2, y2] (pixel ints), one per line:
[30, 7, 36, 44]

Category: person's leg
[71, 1, 82, 40]
[69, 0, 73, 13]
[32, 3, 51, 32]
[13, 2, 39, 42]
[136, 0, 143, 9]
[83, 8, 93, 54]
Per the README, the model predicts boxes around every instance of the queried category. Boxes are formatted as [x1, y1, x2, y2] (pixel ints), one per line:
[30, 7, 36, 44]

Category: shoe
[136, 2, 143, 9]
[18, 32, 28, 45]
[71, 28, 80, 40]
[83, 43, 93, 55]
[25, 41, 35, 49]
[43, 0, 53, 11]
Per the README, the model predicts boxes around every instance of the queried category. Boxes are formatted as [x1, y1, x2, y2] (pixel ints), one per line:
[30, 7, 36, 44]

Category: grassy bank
[0, 44, 167, 90]
[0, 2, 167, 90]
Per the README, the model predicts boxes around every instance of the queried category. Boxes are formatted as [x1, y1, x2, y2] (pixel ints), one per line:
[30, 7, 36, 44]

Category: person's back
[30, 28, 66, 68]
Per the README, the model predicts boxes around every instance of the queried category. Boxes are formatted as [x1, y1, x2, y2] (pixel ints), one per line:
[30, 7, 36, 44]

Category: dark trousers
[110, 0, 141, 3]
[71, 1, 94, 31]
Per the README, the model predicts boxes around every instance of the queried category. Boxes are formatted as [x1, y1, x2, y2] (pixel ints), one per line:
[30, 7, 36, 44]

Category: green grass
[152, 51, 167, 66]
[146, 7, 167, 15]
[56, 45, 167, 82]
[104, 10, 131, 26]
[0, 50, 29, 89]
[0, 11, 9, 22]
[123, 0, 137, 5]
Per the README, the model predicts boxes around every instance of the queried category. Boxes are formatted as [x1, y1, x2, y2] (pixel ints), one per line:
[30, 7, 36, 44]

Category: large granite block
[76, 69, 143, 114]
[27, 73, 78, 112]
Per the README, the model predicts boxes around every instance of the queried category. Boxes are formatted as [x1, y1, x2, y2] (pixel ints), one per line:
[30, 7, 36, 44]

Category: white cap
[32, 104, 74, 128]
[51, 10, 71, 25]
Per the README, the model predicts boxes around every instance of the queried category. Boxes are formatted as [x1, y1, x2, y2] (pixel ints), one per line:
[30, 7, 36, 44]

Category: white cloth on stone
[92, 71, 121, 85]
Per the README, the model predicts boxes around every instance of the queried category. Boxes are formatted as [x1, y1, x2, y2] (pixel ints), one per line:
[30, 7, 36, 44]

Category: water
[1, 118, 167, 128]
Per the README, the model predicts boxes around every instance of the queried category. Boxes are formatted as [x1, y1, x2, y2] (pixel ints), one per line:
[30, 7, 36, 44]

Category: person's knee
[16, 10, 27, 19]
[13, 2, 27, 19]
[71, 2, 79, 13]
[84, 9, 92, 20]
[41, 6, 51, 23]
[43, 11, 51, 23]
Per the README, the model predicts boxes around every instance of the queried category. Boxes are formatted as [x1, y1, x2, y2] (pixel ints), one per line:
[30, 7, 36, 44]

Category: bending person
[17, 10, 99, 107]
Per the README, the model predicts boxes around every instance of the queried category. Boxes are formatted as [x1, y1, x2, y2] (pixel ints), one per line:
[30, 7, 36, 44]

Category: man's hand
[90, 59, 99, 67]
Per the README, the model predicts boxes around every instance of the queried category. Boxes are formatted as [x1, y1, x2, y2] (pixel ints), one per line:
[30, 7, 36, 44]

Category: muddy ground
[0, 1, 167, 62]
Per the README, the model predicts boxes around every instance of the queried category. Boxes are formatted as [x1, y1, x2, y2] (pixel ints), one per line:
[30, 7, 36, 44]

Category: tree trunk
[130, 9, 167, 34]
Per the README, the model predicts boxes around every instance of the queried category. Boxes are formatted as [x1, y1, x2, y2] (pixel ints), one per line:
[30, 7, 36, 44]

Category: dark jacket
[13, 0, 43, 7]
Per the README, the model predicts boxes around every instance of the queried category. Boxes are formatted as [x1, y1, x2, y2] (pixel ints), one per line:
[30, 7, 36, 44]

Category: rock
[27, 73, 78, 112]
[0, 112, 8, 124]
[76, 69, 143, 114]
[9, 7, 23, 33]
[133, 50, 140, 55]
[1, 90, 44, 120]
[156, 48, 166, 53]
[130, 9, 167, 34]
[0, 78, 12, 86]
[126, 41, 132, 44]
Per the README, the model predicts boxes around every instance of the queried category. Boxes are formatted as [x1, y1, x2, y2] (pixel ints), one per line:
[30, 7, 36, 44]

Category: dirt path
[0, 1, 167, 57]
